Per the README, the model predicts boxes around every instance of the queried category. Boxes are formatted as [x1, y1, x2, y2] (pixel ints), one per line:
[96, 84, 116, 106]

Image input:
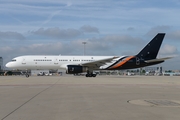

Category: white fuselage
[5, 33, 169, 76]
[6, 55, 120, 70]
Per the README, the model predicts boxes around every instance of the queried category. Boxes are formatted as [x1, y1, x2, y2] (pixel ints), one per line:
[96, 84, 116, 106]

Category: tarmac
[1, 75, 180, 120]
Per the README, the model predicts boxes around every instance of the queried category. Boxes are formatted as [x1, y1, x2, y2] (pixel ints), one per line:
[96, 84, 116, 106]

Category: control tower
[0, 57, 3, 70]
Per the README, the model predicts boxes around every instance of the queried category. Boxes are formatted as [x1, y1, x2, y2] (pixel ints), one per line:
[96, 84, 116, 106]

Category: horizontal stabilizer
[145, 57, 173, 63]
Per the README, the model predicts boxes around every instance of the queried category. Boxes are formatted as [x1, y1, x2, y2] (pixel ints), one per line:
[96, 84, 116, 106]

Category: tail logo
[136, 57, 140, 65]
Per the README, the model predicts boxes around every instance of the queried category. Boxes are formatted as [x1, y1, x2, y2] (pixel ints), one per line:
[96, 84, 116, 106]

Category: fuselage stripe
[108, 56, 135, 69]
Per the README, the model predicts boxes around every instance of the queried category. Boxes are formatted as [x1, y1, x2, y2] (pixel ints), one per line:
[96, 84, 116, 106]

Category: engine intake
[66, 65, 88, 74]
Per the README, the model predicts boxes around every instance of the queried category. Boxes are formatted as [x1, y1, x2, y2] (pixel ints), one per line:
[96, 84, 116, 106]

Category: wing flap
[81, 56, 118, 68]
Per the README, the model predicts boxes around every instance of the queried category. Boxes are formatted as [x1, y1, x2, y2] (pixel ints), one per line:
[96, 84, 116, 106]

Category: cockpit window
[11, 59, 16, 62]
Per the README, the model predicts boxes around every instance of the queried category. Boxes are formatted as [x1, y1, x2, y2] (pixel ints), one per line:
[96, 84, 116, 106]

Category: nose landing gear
[25, 73, 29, 78]
[20, 71, 30, 78]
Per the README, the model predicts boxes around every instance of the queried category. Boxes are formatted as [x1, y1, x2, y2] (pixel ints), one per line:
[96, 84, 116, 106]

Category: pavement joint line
[1, 80, 59, 120]
[0, 83, 180, 87]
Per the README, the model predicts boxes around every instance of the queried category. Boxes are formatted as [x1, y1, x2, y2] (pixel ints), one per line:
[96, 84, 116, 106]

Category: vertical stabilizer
[137, 33, 165, 60]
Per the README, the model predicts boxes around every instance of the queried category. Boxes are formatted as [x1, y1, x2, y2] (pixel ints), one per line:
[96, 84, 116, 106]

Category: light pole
[82, 42, 87, 56]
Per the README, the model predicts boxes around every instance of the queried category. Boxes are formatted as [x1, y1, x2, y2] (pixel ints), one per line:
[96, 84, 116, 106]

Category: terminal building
[0, 57, 3, 70]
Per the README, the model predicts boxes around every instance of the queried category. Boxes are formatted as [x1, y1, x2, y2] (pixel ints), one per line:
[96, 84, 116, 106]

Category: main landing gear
[85, 74, 96, 77]
[85, 71, 97, 77]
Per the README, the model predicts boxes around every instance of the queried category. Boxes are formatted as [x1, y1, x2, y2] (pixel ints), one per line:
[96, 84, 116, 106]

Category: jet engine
[66, 65, 88, 74]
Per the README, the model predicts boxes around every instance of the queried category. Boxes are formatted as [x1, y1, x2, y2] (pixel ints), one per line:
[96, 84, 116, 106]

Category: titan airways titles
[6, 33, 172, 77]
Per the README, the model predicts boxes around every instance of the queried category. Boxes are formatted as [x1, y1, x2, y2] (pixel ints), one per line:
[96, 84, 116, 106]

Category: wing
[81, 56, 118, 69]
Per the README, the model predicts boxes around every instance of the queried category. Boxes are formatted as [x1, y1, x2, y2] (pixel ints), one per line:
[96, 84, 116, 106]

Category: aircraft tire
[92, 74, 96, 77]
[86, 74, 89, 77]
[26, 74, 29, 78]
[86, 74, 96, 77]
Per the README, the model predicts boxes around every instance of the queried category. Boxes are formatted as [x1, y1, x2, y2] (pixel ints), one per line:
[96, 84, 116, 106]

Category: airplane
[6, 33, 172, 77]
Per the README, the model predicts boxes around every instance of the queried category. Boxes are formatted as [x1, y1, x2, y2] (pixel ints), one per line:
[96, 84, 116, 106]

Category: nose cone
[5, 62, 11, 68]
[6, 62, 13, 68]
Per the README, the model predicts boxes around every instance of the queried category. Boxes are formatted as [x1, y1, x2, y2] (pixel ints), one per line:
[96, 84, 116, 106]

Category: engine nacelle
[66, 65, 88, 74]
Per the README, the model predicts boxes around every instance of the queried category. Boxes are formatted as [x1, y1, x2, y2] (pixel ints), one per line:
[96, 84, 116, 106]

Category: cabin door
[22, 58, 26, 65]
[54, 58, 58, 65]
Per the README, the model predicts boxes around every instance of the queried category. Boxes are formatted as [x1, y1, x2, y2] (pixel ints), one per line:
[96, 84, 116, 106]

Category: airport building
[0, 57, 3, 70]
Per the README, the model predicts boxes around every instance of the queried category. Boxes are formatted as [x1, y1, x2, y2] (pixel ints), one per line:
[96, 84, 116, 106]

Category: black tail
[137, 33, 165, 60]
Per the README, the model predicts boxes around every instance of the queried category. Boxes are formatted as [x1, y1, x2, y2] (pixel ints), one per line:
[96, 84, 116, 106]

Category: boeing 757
[6, 33, 171, 77]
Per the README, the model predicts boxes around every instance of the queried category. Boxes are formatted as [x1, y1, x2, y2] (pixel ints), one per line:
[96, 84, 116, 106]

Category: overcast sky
[1, 0, 180, 70]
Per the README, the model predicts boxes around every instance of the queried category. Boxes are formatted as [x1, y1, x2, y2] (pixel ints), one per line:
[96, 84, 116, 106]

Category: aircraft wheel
[89, 74, 93, 77]
[92, 74, 96, 77]
[26, 74, 29, 78]
[86, 74, 96, 77]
